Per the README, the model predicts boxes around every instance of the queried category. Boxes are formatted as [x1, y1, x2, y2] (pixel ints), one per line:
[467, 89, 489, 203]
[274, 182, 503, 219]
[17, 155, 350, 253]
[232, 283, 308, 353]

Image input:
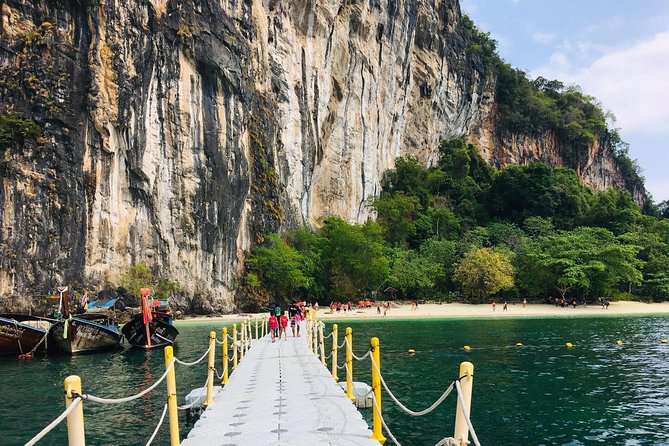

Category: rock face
[0, 0, 641, 311]
[467, 106, 646, 203]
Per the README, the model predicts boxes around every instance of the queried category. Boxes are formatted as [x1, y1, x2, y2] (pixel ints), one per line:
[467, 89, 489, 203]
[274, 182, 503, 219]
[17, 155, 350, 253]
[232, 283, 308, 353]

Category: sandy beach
[176, 301, 669, 324]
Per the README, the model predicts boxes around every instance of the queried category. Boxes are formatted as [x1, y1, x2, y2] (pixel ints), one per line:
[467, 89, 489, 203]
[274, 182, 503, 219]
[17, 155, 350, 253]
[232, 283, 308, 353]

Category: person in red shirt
[269, 311, 279, 343]
[279, 311, 289, 340]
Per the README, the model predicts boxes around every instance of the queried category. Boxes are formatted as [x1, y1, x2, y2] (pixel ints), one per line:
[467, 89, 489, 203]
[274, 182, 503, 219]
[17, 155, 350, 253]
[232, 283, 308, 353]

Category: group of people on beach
[268, 301, 307, 342]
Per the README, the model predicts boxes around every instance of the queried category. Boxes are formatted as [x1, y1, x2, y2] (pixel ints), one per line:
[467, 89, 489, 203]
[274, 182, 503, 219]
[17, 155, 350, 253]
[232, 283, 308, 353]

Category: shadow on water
[2, 317, 669, 445]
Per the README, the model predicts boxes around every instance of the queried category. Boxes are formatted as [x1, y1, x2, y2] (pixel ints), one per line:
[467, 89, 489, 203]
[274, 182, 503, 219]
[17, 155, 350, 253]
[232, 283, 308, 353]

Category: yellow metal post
[248, 319, 252, 350]
[239, 322, 246, 361]
[205, 331, 216, 407]
[232, 323, 238, 369]
[164, 346, 180, 446]
[64, 375, 85, 446]
[345, 327, 354, 401]
[311, 312, 318, 354]
[454, 361, 475, 446]
[222, 327, 229, 385]
[370, 337, 386, 444]
[331, 324, 339, 381]
[255, 317, 259, 339]
[306, 312, 313, 351]
[319, 321, 326, 365]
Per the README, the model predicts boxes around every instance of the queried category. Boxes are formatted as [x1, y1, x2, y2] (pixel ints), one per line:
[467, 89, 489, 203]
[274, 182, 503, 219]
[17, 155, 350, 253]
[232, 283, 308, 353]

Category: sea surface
[2, 315, 669, 445]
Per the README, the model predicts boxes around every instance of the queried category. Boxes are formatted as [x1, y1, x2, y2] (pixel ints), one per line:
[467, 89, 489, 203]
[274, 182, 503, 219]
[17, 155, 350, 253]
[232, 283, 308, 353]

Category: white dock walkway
[181, 332, 380, 446]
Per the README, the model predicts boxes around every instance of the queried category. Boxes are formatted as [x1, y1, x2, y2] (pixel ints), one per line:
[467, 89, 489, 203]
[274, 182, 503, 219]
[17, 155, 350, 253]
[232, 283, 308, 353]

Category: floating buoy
[661, 339, 668, 344]
[407, 349, 416, 354]
[565, 342, 574, 348]
[616, 340, 623, 346]
[516, 343, 523, 347]
[463, 345, 471, 351]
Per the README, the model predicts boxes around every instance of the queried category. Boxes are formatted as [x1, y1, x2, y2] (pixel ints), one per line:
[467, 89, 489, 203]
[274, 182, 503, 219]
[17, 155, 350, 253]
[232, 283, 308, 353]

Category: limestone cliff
[467, 103, 646, 204]
[0, 0, 642, 311]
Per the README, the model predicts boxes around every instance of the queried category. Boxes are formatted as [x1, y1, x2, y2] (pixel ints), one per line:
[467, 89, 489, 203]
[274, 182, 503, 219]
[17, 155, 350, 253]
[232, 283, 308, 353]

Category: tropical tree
[388, 249, 442, 299]
[246, 234, 313, 300]
[319, 218, 389, 299]
[453, 247, 515, 302]
[119, 262, 153, 299]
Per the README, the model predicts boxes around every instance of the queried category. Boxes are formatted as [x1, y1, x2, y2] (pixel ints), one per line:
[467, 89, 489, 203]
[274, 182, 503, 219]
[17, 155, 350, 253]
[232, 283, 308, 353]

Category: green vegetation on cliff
[461, 14, 645, 200]
[245, 139, 669, 305]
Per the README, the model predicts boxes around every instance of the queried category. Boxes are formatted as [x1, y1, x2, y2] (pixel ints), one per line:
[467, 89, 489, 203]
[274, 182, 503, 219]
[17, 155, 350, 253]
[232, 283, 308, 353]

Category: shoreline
[175, 301, 669, 325]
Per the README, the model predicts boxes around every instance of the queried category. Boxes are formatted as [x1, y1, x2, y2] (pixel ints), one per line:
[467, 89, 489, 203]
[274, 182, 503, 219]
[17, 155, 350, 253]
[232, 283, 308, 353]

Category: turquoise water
[1, 316, 669, 445]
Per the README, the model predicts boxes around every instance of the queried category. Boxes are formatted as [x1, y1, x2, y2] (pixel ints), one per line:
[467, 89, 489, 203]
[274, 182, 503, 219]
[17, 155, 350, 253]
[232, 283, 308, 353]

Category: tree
[119, 262, 153, 300]
[388, 249, 442, 299]
[486, 163, 591, 227]
[320, 218, 389, 299]
[246, 234, 313, 300]
[453, 248, 515, 302]
[535, 227, 642, 299]
[372, 192, 422, 247]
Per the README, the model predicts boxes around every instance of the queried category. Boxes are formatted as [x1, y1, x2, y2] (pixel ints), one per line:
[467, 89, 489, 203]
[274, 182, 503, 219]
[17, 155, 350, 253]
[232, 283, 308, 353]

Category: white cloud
[532, 32, 556, 45]
[533, 30, 669, 134]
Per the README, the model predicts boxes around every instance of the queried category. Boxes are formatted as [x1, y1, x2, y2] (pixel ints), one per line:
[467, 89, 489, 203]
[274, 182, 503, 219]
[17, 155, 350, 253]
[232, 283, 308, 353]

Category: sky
[461, 0, 669, 202]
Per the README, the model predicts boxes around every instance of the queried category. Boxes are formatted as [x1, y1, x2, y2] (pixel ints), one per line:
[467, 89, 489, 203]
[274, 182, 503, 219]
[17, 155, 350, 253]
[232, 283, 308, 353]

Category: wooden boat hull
[121, 314, 179, 349]
[49, 317, 122, 354]
[0, 314, 51, 355]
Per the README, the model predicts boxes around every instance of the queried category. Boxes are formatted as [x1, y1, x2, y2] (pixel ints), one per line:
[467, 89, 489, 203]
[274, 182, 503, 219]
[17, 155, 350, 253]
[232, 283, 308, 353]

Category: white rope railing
[323, 331, 334, 339]
[337, 339, 346, 349]
[455, 380, 481, 446]
[371, 355, 454, 417]
[24, 397, 82, 446]
[145, 403, 168, 446]
[83, 359, 175, 405]
[344, 338, 371, 361]
[371, 392, 403, 446]
[174, 344, 212, 367]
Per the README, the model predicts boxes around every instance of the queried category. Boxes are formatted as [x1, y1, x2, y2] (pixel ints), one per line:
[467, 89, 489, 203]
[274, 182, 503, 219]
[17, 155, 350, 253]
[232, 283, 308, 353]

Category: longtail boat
[48, 287, 122, 354]
[0, 314, 54, 357]
[121, 288, 178, 350]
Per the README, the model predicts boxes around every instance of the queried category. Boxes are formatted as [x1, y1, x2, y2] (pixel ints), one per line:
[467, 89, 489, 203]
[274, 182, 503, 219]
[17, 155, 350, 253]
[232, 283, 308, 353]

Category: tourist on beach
[503, 301, 508, 311]
[377, 304, 381, 314]
[522, 298, 526, 309]
[269, 311, 279, 343]
[572, 299, 577, 308]
[280, 311, 289, 340]
[492, 300, 496, 312]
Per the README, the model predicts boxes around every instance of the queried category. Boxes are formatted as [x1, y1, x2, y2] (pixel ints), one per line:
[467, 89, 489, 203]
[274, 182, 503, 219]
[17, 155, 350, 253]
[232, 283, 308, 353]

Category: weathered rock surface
[0, 0, 643, 311]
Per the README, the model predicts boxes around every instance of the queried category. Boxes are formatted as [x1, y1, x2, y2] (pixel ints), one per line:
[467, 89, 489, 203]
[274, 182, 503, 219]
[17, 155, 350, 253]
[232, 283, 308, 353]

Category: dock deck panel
[181, 331, 379, 446]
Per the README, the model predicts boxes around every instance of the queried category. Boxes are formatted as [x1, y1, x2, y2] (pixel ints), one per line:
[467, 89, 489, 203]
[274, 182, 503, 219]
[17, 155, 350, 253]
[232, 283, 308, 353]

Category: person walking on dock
[280, 311, 289, 340]
[269, 311, 279, 343]
[289, 301, 301, 337]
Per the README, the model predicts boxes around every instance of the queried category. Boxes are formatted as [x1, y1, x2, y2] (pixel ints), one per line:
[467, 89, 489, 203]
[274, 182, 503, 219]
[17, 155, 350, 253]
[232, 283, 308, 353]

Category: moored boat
[48, 287, 122, 354]
[121, 288, 178, 349]
[0, 314, 54, 356]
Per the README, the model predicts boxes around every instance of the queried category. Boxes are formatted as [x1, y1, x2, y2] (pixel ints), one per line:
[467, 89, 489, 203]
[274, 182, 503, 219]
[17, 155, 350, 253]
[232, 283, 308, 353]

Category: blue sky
[461, 0, 669, 202]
